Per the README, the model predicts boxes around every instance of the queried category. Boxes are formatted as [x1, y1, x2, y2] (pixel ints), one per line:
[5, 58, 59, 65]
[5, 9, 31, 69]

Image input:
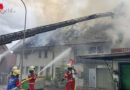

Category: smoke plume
[27, 0, 130, 48]
[1, 0, 130, 48]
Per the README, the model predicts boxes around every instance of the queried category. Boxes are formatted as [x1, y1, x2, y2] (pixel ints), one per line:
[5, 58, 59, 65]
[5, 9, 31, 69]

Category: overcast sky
[0, 0, 37, 48]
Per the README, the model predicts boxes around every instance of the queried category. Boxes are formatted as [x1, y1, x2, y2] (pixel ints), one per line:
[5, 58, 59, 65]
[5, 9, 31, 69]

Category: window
[40, 66, 44, 75]
[35, 66, 38, 73]
[44, 50, 48, 58]
[24, 54, 28, 59]
[89, 46, 104, 54]
[26, 66, 29, 74]
[38, 51, 42, 58]
[46, 67, 50, 75]
[22, 67, 24, 74]
[89, 47, 96, 54]
[97, 46, 104, 53]
[20, 54, 23, 60]
[40, 66, 44, 71]
[56, 67, 60, 73]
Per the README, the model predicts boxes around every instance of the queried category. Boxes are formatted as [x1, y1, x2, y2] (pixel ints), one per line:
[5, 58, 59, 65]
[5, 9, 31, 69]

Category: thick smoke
[106, 1, 130, 48]
[36, 0, 130, 48]
[27, 0, 130, 48]
[30, 0, 121, 25]
[1, 0, 130, 48]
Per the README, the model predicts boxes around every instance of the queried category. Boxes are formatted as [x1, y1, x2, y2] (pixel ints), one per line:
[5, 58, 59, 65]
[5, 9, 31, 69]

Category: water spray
[0, 37, 34, 64]
[38, 48, 71, 76]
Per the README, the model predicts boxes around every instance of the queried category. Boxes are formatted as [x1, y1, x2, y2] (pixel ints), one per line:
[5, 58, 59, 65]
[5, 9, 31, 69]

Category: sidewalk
[0, 85, 7, 90]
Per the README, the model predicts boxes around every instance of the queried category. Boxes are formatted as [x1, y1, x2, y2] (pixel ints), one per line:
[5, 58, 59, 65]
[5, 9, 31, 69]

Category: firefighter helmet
[12, 66, 18, 71]
[13, 69, 21, 76]
[29, 66, 35, 70]
[67, 63, 72, 68]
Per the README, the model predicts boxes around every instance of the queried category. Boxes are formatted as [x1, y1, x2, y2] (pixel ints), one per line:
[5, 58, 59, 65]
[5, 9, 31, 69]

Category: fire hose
[11, 77, 32, 90]
[14, 59, 76, 89]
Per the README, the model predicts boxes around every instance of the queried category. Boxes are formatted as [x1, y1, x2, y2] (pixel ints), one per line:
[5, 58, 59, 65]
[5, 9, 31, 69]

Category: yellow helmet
[67, 63, 72, 68]
[13, 69, 21, 76]
[29, 66, 35, 70]
[12, 66, 18, 71]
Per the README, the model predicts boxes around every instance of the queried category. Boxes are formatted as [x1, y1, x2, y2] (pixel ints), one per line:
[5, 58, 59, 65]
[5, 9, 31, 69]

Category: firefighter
[8, 66, 18, 83]
[9, 66, 18, 76]
[12, 66, 18, 75]
[7, 69, 21, 90]
[28, 66, 37, 90]
[62, 63, 77, 90]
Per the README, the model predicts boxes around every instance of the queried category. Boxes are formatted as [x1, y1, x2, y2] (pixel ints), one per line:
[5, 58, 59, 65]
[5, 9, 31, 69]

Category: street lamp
[20, 0, 27, 80]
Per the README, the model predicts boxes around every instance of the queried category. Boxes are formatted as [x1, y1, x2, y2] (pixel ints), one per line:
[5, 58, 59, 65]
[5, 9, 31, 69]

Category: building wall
[76, 59, 114, 89]
[15, 45, 74, 79]
[75, 42, 111, 56]
[14, 42, 110, 86]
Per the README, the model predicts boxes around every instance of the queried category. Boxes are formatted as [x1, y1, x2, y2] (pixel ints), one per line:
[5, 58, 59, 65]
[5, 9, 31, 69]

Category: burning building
[12, 12, 115, 89]
[0, 0, 130, 90]
[13, 24, 112, 88]
[9, 10, 128, 89]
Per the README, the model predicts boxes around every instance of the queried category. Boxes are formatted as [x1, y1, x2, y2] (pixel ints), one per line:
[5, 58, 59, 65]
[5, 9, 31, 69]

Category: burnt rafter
[0, 12, 114, 45]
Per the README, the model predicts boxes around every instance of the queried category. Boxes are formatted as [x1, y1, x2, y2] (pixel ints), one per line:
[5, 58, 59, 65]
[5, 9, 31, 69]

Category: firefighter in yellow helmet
[28, 66, 37, 90]
[7, 69, 21, 90]
[13, 69, 21, 76]
[8, 66, 18, 82]
[11, 66, 18, 76]
[62, 63, 77, 90]
[30, 66, 35, 70]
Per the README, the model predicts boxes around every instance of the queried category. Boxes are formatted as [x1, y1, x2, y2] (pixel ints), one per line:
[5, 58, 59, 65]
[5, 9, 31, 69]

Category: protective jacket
[28, 73, 37, 90]
[63, 68, 77, 90]
[7, 76, 20, 90]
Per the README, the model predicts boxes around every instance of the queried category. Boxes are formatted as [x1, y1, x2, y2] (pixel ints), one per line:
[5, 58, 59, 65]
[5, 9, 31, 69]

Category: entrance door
[89, 68, 96, 88]
[96, 68, 113, 90]
[120, 63, 130, 90]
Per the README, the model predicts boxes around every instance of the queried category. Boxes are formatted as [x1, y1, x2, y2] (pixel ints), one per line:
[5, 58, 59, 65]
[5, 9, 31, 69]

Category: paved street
[0, 85, 7, 90]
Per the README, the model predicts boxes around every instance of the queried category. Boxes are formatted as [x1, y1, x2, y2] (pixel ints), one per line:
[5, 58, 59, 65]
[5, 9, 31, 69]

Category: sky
[0, 0, 37, 48]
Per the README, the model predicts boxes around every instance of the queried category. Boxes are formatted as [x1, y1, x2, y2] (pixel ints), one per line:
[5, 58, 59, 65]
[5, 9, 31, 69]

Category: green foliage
[44, 75, 51, 81]
[55, 66, 66, 82]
